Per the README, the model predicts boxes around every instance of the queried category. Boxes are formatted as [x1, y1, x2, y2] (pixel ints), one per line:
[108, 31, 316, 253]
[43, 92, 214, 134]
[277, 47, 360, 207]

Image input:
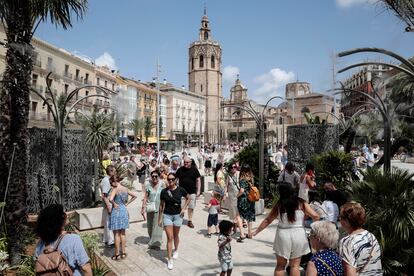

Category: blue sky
[36, 0, 414, 104]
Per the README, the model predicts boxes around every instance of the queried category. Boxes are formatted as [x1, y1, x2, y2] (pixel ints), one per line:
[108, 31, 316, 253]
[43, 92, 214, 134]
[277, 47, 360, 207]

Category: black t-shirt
[160, 186, 188, 215]
[175, 166, 201, 194]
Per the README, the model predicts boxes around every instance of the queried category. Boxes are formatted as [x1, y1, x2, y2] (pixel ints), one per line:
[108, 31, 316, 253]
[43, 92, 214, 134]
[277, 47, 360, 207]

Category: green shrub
[311, 150, 353, 189]
[351, 168, 414, 275]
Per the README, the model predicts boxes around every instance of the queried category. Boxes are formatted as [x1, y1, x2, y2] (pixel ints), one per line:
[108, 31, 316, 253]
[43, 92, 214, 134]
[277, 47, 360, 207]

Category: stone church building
[189, 11, 339, 144]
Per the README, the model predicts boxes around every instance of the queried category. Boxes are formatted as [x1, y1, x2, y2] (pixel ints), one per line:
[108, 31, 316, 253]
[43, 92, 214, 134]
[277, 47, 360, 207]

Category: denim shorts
[220, 260, 233, 272]
[163, 213, 183, 227]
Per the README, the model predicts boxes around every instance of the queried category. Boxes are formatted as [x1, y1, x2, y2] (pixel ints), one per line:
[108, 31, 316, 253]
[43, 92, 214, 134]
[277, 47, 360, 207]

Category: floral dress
[110, 191, 129, 230]
[237, 179, 255, 222]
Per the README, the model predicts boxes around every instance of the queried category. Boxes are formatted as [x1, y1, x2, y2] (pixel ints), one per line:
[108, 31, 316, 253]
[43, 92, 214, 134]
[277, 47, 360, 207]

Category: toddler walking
[217, 220, 233, 276]
[206, 193, 220, 237]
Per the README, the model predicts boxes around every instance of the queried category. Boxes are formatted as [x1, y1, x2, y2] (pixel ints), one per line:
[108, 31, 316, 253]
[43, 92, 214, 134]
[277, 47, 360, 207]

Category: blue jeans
[163, 213, 183, 227]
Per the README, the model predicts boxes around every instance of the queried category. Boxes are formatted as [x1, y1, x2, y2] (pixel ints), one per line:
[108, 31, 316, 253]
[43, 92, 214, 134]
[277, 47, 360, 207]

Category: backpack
[247, 182, 260, 202]
[35, 234, 73, 276]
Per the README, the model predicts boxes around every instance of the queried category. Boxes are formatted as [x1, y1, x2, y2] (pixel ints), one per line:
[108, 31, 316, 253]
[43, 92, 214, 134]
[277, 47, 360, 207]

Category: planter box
[74, 205, 143, 231]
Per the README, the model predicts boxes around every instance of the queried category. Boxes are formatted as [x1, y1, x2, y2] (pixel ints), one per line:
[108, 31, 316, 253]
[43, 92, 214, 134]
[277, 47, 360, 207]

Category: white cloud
[336, 0, 376, 8]
[223, 65, 240, 83]
[252, 68, 295, 103]
[95, 52, 118, 70]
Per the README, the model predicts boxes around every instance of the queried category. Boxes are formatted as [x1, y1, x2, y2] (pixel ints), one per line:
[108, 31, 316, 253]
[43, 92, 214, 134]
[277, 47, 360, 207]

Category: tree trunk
[0, 13, 33, 264]
[93, 151, 100, 202]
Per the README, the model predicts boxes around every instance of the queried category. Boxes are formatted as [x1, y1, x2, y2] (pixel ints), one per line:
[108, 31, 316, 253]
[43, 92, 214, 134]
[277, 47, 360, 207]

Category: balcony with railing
[46, 65, 56, 73]
[74, 75, 83, 83]
[84, 79, 92, 85]
[63, 71, 72, 79]
[34, 59, 42, 68]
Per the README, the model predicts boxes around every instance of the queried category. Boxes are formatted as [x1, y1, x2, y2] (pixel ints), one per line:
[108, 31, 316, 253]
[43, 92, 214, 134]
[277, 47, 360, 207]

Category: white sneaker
[167, 259, 173, 270]
[172, 250, 179, 259]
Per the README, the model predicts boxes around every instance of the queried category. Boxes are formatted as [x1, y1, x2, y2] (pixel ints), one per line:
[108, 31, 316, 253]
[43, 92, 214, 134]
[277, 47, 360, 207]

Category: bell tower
[188, 9, 222, 143]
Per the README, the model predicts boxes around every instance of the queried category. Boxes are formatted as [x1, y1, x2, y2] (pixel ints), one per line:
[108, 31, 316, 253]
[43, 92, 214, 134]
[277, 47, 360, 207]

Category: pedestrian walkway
[94, 189, 282, 276]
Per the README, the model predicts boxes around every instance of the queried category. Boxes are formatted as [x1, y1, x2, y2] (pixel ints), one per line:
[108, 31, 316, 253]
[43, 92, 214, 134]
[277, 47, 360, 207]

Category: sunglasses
[167, 178, 176, 182]
[151, 175, 158, 178]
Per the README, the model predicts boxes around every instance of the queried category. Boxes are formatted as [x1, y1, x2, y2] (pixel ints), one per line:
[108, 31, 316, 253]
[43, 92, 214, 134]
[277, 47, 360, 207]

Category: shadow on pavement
[134, 235, 150, 245]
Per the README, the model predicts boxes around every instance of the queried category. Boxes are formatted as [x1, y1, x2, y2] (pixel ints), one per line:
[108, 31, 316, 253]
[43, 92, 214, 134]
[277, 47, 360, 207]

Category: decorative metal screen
[27, 128, 93, 213]
[287, 125, 339, 173]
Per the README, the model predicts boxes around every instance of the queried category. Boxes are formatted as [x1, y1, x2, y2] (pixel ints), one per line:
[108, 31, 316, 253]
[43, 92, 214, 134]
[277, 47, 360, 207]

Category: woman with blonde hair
[236, 164, 256, 240]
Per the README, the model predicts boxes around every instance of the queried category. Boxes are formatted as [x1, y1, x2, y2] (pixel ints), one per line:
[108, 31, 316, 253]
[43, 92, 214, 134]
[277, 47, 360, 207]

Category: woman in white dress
[253, 183, 319, 276]
[225, 162, 245, 240]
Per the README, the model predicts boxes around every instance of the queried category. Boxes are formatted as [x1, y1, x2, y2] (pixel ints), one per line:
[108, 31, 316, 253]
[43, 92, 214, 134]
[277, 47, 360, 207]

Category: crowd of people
[33, 145, 384, 275]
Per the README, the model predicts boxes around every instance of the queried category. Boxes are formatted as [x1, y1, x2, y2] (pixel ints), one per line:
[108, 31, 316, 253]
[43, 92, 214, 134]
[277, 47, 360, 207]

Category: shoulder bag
[146, 185, 161, 213]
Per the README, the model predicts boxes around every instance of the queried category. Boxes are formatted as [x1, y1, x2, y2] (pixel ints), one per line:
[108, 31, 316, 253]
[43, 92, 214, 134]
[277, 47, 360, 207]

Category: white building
[160, 84, 206, 143]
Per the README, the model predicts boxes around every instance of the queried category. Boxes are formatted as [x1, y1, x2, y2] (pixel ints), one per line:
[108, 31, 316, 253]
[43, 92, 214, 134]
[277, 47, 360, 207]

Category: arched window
[301, 106, 310, 114]
[204, 31, 208, 40]
[199, 55, 204, 68]
[211, 55, 215, 68]
[191, 57, 194, 70]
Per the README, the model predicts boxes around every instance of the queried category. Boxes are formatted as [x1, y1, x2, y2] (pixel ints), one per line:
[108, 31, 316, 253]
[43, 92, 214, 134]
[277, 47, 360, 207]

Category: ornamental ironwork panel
[27, 128, 58, 213]
[27, 128, 93, 213]
[63, 129, 93, 210]
[287, 125, 339, 173]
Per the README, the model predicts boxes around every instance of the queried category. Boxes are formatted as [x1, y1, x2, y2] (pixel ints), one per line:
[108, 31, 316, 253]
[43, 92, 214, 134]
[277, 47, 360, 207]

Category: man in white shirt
[101, 165, 115, 246]
[275, 148, 283, 170]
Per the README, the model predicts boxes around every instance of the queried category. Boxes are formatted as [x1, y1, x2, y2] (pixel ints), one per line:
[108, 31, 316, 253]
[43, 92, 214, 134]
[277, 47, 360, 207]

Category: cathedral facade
[188, 12, 222, 143]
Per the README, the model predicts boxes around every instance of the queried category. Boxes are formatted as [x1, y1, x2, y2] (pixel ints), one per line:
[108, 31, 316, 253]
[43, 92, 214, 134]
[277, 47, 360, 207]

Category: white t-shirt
[322, 200, 339, 222]
[275, 151, 283, 163]
[339, 230, 383, 275]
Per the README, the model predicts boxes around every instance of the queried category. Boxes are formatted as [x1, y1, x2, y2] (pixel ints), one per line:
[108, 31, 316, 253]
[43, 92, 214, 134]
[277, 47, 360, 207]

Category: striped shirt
[339, 230, 383, 275]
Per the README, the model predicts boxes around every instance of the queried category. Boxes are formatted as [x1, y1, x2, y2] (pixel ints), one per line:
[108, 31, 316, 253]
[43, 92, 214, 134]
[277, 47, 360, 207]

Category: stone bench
[74, 204, 143, 231]
[203, 191, 265, 215]
[405, 157, 414, 163]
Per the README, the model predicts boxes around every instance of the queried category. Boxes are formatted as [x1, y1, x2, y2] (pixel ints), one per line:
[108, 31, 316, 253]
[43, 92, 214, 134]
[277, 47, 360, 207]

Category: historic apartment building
[340, 64, 391, 117]
[160, 84, 206, 142]
[0, 24, 118, 129]
[188, 11, 222, 143]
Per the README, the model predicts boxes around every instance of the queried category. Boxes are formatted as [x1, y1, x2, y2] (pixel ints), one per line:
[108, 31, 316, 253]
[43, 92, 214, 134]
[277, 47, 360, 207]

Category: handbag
[146, 185, 161, 213]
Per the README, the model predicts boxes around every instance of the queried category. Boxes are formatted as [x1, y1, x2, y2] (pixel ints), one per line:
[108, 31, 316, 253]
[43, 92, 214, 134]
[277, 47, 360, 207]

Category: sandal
[206, 233, 212, 238]
[247, 234, 253, 239]
[111, 254, 120, 260]
[121, 253, 127, 259]
[236, 236, 245, 243]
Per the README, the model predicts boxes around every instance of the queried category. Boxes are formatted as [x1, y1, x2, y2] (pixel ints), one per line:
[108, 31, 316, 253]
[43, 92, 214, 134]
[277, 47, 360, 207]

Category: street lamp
[222, 95, 284, 196]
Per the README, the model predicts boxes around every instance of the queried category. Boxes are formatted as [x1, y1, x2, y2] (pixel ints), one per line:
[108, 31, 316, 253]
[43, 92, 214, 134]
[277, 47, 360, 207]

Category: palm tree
[129, 118, 144, 149]
[351, 168, 414, 274]
[379, 0, 414, 31]
[0, 0, 87, 263]
[75, 108, 114, 202]
[144, 117, 154, 144]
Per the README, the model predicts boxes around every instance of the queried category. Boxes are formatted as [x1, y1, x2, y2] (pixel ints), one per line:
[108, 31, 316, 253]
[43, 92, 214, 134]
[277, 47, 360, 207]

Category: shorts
[207, 214, 218, 227]
[163, 214, 183, 227]
[220, 260, 233, 272]
[183, 193, 196, 209]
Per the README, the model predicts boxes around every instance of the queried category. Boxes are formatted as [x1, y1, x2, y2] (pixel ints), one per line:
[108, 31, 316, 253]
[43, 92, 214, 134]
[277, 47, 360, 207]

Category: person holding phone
[158, 172, 192, 270]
